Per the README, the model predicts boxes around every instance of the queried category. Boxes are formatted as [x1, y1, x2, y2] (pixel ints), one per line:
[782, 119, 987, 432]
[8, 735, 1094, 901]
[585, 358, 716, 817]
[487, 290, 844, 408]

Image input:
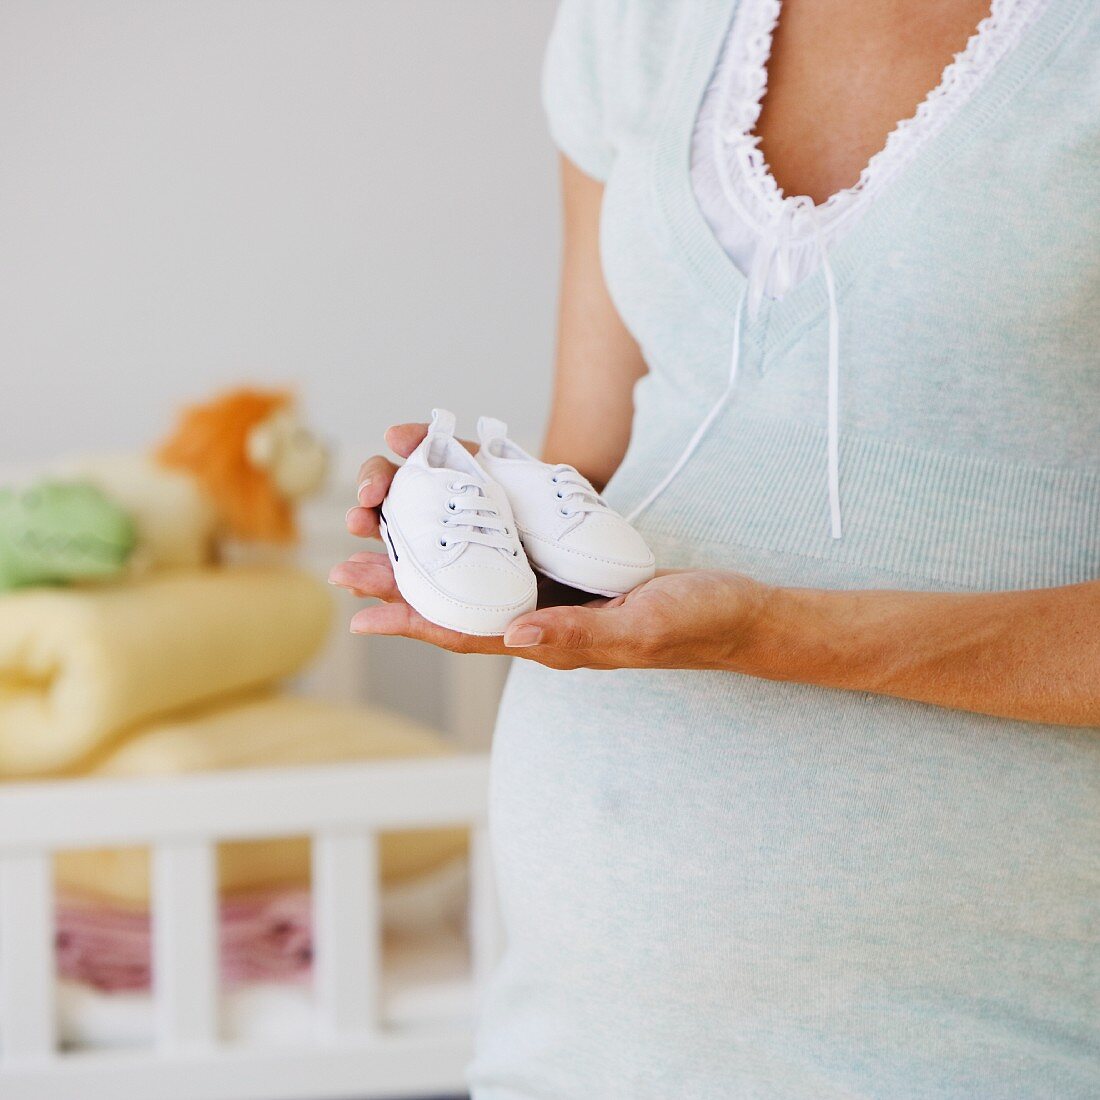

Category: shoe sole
[379, 508, 536, 637]
[517, 530, 656, 598]
[530, 563, 630, 600]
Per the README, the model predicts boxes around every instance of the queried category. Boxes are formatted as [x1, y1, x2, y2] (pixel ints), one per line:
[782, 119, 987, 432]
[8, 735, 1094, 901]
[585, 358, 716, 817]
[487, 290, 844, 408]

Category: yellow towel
[54, 692, 469, 907]
[0, 566, 331, 777]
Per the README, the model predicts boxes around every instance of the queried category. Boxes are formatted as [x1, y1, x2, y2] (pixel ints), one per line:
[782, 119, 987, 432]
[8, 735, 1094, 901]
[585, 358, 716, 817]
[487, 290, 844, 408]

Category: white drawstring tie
[626, 198, 843, 539]
[625, 284, 746, 525]
[813, 211, 843, 540]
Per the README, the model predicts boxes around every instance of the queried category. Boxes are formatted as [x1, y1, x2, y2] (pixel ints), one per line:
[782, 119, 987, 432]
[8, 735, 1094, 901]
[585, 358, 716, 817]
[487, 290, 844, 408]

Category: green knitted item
[0, 481, 136, 590]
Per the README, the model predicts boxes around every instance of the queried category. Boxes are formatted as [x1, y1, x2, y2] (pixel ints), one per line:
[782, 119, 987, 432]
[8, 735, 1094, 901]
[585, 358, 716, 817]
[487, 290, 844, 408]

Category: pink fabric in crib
[55, 891, 313, 992]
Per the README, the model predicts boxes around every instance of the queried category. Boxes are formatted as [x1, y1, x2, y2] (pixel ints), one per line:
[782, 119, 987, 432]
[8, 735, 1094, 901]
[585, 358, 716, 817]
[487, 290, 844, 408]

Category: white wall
[0, 0, 562, 735]
[0, 0, 560, 469]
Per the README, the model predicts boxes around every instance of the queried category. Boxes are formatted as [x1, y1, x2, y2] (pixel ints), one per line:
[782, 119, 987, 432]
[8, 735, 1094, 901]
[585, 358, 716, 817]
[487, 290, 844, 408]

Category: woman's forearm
[734, 580, 1100, 726]
[542, 157, 645, 490]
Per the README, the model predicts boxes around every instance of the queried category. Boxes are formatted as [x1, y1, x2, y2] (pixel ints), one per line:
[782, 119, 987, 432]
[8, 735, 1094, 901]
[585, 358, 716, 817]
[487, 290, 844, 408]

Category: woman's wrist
[719, 581, 855, 685]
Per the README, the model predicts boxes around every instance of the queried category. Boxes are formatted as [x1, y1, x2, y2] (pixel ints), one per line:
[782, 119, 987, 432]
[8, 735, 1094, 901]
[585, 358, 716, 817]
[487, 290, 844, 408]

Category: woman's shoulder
[543, 0, 693, 180]
[549, 0, 690, 86]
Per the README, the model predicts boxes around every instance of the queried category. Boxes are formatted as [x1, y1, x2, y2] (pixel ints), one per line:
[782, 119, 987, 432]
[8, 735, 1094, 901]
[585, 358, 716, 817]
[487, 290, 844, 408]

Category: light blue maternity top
[469, 2, 1100, 1096]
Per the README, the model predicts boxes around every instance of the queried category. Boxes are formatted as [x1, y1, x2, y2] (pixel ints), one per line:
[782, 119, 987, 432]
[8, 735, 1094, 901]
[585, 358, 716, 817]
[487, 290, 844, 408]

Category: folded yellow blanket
[54, 692, 469, 906]
[0, 566, 331, 777]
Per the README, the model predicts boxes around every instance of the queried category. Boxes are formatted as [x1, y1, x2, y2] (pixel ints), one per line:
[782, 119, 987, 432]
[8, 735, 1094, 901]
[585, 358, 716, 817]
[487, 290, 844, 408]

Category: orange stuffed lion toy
[57, 387, 329, 570]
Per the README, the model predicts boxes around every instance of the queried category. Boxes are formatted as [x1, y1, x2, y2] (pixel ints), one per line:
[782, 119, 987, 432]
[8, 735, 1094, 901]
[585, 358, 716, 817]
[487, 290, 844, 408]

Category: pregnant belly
[478, 658, 1100, 1096]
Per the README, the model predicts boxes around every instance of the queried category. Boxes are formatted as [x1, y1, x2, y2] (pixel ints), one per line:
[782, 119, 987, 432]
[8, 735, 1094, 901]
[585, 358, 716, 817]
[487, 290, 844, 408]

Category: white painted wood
[312, 831, 380, 1038]
[0, 1031, 474, 1100]
[0, 853, 56, 1063]
[0, 753, 495, 1099]
[0, 754, 491, 852]
[151, 841, 218, 1051]
[0, 489, 502, 1096]
[469, 825, 504, 999]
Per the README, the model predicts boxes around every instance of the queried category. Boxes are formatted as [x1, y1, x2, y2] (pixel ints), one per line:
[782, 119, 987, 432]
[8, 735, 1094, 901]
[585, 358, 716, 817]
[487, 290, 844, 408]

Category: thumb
[503, 605, 613, 650]
[385, 422, 480, 460]
[384, 422, 429, 458]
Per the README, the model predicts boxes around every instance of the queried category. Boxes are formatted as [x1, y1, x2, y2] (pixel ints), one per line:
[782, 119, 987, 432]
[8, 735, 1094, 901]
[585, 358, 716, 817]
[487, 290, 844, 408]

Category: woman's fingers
[383, 423, 429, 459]
[332, 564, 628, 665]
[383, 422, 479, 460]
[349, 425, 478, 539]
[329, 546, 626, 661]
[498, 603, 641, 669]
[503, 604, 605, 650]
[330, 554, 505, 657]
[345, 505, 380, 539]
[328, 553, 400, 599]
[355, 456, 399, 508]
[349, 601, 505, 655]
[348, 452, 399, 537]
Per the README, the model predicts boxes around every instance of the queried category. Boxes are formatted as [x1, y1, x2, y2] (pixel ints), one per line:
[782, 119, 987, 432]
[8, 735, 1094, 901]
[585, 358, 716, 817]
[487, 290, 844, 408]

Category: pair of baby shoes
[378, 409, 655, 636]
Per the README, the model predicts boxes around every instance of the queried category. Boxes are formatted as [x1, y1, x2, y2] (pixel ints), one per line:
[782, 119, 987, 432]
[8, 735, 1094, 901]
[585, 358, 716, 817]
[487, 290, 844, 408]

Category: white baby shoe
[475, 417, 655, 597]
[380, 409, 537, 635]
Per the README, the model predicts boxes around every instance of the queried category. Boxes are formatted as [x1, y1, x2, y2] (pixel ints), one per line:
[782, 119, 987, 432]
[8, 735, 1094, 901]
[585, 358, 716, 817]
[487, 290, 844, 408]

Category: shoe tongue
[476, 416, 508, 456]
[421, 408, 459, 467]
[431, 436, 486, 489]
[429, 408, 457, 436]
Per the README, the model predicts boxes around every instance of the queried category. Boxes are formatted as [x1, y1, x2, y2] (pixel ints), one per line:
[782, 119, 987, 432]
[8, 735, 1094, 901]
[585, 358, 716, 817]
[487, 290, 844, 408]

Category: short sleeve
[541, 0, 616, 182]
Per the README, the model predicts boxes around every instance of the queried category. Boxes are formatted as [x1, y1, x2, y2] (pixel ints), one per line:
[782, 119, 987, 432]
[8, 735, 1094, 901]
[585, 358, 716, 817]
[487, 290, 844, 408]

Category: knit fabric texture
[468, 2, 1100, 1096]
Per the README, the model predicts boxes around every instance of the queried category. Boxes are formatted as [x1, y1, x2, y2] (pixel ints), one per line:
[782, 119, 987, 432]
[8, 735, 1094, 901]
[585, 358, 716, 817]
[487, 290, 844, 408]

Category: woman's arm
[343, 156, 639, 539]
[476, 570, 1100, 727]
[741, 580, 1100, 726]
[335, 156, 1099, 728]
[542, 157, 646, 486]
[331, 552, 1099, 725]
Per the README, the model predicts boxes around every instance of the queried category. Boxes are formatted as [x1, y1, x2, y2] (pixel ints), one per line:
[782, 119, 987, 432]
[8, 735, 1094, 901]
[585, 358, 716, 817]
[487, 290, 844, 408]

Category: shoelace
[626, 164, 844, 537]
[550, 464, 605, 533]
[623, 54, 846, 538]
[440, 480, 514, 553]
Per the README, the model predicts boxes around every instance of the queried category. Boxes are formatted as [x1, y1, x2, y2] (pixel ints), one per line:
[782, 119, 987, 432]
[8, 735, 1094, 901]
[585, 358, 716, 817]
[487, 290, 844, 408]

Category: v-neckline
[650, 0, 1085, 354]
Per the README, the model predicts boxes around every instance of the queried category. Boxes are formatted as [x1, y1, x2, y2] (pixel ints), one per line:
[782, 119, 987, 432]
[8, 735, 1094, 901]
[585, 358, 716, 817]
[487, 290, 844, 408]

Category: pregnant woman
[333, 0, 1099, 1095]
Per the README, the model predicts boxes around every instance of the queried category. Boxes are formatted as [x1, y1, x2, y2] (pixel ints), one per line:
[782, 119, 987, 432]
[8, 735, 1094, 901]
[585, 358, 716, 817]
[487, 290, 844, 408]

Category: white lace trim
[696, 0, 1049, 269]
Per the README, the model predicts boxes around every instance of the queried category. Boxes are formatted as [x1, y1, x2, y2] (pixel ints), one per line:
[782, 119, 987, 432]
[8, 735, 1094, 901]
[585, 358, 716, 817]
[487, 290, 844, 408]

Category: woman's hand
[328, 554, 769, 671]
[345, 422, 470, 540]
[337, 431, 1100, 721]
[339, 422, 768, 671]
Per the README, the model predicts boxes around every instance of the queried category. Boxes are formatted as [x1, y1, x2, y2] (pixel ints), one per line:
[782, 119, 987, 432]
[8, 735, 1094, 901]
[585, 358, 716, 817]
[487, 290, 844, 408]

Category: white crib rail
[0, 852, 55, 1061]
[0, 754, 497, 1100]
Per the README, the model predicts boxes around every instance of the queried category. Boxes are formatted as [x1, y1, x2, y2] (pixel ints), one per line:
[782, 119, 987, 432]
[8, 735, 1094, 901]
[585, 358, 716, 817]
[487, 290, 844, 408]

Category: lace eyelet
[550, 475, 558, 484]
[555, 491, 563, 499]
[439, 537, 448, 548]
[447, 500, 456, 511]
[559, 507, 569, 517]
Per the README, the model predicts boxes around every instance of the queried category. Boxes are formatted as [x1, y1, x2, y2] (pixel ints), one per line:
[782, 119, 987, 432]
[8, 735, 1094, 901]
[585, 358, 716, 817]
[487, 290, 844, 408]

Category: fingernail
[345, 507, 358, 524]
[504, 624, 542, 648]
[357, 478, 373, 504]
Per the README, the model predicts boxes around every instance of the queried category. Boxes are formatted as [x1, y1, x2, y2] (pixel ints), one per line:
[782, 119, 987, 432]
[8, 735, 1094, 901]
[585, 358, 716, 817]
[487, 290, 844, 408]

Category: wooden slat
[0, 756, 491, 852]
[0, 853, 56, 1063]
[0, 1030, 475, 1100]
[312, 831, 380, 1037]
[469, 825, 503, 1000]
[151, 841, 218, 1050]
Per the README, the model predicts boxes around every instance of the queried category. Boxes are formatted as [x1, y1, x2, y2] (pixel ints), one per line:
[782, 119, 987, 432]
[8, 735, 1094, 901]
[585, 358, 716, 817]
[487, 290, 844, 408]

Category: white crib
[0, 752, 499, 1100]
[0, 489, 509, 1100]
